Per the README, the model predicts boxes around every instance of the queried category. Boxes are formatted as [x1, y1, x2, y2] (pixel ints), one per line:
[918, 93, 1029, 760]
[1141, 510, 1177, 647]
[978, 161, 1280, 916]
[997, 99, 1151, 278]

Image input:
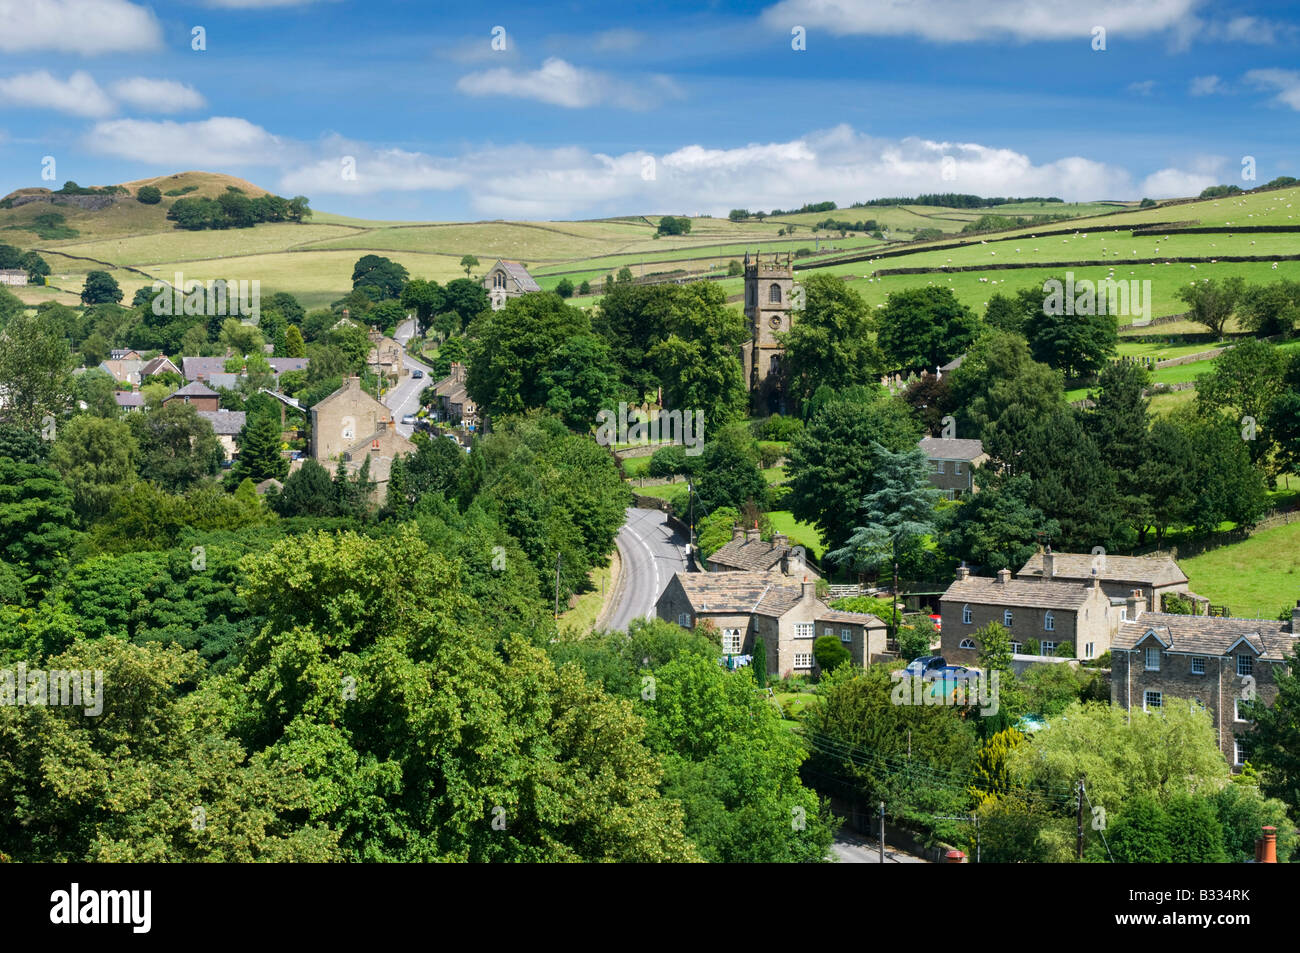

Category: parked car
[902, 655, 974, 680]
[412, 369, 423, 379]
[401, 414, 416, 425]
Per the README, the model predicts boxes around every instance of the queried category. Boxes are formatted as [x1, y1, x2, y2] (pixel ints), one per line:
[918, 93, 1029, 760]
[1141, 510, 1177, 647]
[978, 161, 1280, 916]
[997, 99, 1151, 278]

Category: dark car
[412, 369, 424, 379]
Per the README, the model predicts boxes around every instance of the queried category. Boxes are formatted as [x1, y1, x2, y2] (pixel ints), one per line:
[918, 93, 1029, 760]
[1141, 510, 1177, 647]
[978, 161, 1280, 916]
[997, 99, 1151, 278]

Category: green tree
[541, 333, 622, 432]
[939, 473, 1059, 571]
[129, 400, 222, 492]
[650, 282, 748, 429]
[136, 185, 162, 204]
[1027, 279, 1119, 380]
[780, 272, 883, 413]
[80, 270, 123, 305]
[459, 254, 479, 277]
[814, 634, 851, 672]
[20, 251, 50, 284]
[692, 423, 767, 515]
[0, 309, 75, 430]
[284, 325, 306, 359]
[1196, 337, 1286, 466]
[400, 278, 444, 336]
[877, 286, 981, 372]
[351, 255, 409, 299]
[0, 457, 77, 595]
[555, 277, 574, 298]
[48, 415, 138, 521]
[232, 411, 288, 483]
[1244, 642, 1300, 816]
[695, 505, 740, 559]
[1177, 275, 1245, 339]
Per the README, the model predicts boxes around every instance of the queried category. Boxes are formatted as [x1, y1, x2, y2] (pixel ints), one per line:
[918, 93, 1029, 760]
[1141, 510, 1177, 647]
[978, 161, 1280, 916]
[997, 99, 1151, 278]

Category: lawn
[765, 511, 824, 559]
[1179, 518, 1300, 619]
[556, 559, 617, 636]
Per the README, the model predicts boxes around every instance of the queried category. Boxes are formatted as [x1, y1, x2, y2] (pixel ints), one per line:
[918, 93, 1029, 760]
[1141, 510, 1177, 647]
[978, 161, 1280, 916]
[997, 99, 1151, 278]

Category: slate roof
[1114, 612, 1298, 660]
[941, 575, 1095, 610]
[1018, 552, 1188, 587]
[140, 356, 178, 378]
[497, 260, 541, 292]
[939, 354, 965, 372]
[109, 349, 140, 360]
[709, 537, 791, 573]
[197, 409, 245, 435]
[669, 572, 881, 625]
[918, 436, 986, 461]
[113, 391, 144, 408]
[817, 609, 883, 626]
[268, 357, 308, 374]
[181, 356, 228, 380]
[170, 380, 220, 399]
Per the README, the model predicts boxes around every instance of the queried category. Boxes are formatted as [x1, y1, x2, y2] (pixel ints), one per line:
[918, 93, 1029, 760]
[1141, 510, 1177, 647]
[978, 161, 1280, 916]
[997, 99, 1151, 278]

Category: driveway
[384, 317, 435, 438]
[607, 507, 689, 631]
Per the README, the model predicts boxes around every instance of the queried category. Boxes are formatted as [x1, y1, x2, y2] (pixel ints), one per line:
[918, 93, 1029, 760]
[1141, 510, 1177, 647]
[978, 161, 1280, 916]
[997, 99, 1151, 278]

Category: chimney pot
[746, 525, 761, 543]
[1261, 826, 1278, 864]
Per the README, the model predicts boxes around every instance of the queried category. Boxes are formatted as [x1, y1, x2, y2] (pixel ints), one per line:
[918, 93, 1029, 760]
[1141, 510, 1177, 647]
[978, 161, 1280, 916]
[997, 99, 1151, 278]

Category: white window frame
[1003, 609, 1013, 627]
[1191, 656, 1206, 675]
[1237, 654, 1253, 677]
[823, 626, 834, 638]
[678, 612, 691, 628]
[1234, 698, 1250, 723]
[962, 604, 972, 625]
[793, 652, 813, 670]
[1041, 640, 1057, 657]
[794, 622, 814, 640]
[1234, 739, 1250, 767]
[1120, 608, 1128, 622]
[953, 462, 962, 475]
[839, 628, 853, 644]
[959, 638, 976, 650]
[1084, 642, 1094, 659]
[1010, 640, 1023, 654]
[1144, 690, 1162, 711]
[722, 628, 742, 655]
[935, 460, 945, 474]
[1044, 611, 1055, 632]
[1144, 646, 1161, 671]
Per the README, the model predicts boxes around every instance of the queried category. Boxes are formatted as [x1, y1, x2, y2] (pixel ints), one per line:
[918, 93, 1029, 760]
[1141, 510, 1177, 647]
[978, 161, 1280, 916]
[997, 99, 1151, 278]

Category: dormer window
[1145, 646, 1161, 671]
[1237, 655, 1253, 677]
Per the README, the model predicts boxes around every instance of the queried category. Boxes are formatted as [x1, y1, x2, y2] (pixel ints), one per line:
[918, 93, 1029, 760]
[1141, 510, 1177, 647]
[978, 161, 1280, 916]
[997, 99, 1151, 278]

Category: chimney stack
[746, 524, 761, 543]
[772, 532, 788, 548]
[955, 565, 970, 581]
[731, 524, 744, 542]
[996, 568, 1011, 585]
[1256, 826, 1277, 863]
[801, 576, 815, 602]
[1042, 549, 1055, 579]
[1126, 589, 1146, 621]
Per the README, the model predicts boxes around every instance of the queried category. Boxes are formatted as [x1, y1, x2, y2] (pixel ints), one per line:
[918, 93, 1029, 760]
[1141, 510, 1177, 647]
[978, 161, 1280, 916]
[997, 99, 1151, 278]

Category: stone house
[706, 525, 820, 580]
[366, 332, 406, 382]
[197, 409, 245, 459]
[0, 269, 28, 286]
[1017, 549, 1192, 607]
[482, 260, 541, 311]
[432, 362, 476, 426]
[655, 571, 886, 679]
[163, 380, 220, 412]
[939, 565, 1121, 664]
[99, 358, 145, 387]
[140, 355, 181, 381]
[1111, 603, 1300, 766]
[918, 436, 987, 499]
[309, 376, 414, 500]
[113, 391, 144, 412]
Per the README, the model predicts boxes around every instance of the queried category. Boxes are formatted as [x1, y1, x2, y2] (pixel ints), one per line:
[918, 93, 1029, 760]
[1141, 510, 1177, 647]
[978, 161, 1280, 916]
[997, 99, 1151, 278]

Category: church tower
[742, 250, 793, 413]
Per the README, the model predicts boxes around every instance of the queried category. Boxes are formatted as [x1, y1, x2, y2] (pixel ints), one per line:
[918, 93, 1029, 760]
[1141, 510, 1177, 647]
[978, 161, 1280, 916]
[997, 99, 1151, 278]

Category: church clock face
[769, 315, 782, 329]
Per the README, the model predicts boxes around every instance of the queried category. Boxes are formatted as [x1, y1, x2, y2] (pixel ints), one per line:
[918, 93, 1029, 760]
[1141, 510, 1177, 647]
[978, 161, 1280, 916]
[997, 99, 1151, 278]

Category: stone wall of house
[1112, 648, 1279, 764]
[940, 585, 1116, 665]
[311, 378, 386, 463]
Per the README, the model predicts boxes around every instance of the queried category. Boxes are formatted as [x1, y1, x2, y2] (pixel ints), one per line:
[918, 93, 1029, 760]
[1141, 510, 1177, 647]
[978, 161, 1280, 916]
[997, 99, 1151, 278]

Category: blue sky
[1, 0, 1299, 220]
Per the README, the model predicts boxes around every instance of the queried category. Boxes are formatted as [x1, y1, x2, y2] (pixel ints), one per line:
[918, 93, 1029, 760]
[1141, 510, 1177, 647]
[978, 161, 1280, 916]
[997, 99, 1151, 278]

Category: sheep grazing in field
[1251, 240, 1257, 245]
[1190, 264, 1196, 269]
[1273, 263, 1279, 270]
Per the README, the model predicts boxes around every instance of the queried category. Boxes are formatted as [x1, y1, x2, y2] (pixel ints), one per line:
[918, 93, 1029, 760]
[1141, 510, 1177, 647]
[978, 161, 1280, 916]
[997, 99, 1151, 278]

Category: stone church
[740, 251, 794, 414]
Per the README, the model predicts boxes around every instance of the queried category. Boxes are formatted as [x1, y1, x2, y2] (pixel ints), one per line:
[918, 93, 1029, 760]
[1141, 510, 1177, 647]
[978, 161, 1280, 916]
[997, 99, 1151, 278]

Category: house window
[1190, 698, 1206, 714]
[794, 622, 814, 639]
[769, 283, 782, 303]
[944, 489, 956, 501]
[962, 605, 972, 624]
[1041, 641, 1057, 657]
[793, 652, 813, 670]
[1044, 611, 1055, 631]
[954, 462, 962, 475]
[677, 612, 691, 628]
[1010, 641, 1022, 654]
[1237, 655, 1253, 677]
[1144, 646, 1161, 671]
[722, 628, 742, 655]
[1234, 738, 1251, 767]
[1003, 610, 1013, 627]
[1084, 642, 1094, 659]
[934, 460, 945, 474]
[1191, 656, 1206, 675]
[840, 628, 853, 644]
[1120, 608, 1128, 622]
[823, 627, 834, 638]
[959, 638, 976, 650]
[1235, 698, 1250, 723]
[1144, 690, 1162, 711]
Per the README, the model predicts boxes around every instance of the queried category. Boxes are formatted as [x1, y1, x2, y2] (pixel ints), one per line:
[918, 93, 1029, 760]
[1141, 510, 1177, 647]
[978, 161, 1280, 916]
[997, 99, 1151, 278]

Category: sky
[1, 0, 1298, 221]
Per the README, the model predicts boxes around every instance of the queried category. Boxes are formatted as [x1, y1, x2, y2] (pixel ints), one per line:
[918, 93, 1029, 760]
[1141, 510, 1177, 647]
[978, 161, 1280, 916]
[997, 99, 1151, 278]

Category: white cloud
[1209, 16, 1292, 44]
[592, 29, 646, 52]
[0, 0, 162, 54]
[759, 0, 1203, 43]
[278, 124, 1225, 219]
[0, 70, 114, 118]
[1128, 80, 1157, 96]
[456, 57, 680, 109]
[203, 0, 340, 7]
[111, 78, 206, 113]
[1245, 69, 1300, 111]
[1189, 74, 1223, 95]
[86, 116, 290, 167]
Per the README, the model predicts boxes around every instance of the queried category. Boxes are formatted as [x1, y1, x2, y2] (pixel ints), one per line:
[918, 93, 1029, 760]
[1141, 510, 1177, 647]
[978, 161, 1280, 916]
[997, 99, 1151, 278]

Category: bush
[648, 444, 690, 479]
[727, 260, 743, 276]
[1023, 639, 1040, 656]
[136, 186, 162, 205]
[757, 441, 785, 469]
[578, 280, 591, 295]
[1056, 641, 1074, 658]
[793, 247, 813, 259]
[556, 278, 574, 298]
[813, 634, 851, 673]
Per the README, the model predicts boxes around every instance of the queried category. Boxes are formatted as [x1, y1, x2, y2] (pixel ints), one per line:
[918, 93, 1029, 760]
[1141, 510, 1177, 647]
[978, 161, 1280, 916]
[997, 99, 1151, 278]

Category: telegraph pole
[554, 553, 562, 619]
[1076, 774, 1087, 860]
[879, 801, 885, 864]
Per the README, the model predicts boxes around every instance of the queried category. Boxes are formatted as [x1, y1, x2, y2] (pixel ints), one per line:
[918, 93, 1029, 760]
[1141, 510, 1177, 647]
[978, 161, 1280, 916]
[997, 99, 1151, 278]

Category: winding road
[606, 507, 690, 631]
[385, 317, 434, 438]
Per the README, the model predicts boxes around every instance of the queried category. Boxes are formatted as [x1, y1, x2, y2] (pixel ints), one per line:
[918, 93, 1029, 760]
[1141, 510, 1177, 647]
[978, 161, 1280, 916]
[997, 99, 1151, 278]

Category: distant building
[109, 349, 142, 361]
[482, 260, 540, 311]
[1112, 603, 1300, 766]
[740, 251, 793, 414]
[113, 391, 145, 412]
[1017, 550, 1192, 607]
[918, 436, 987, 499]
[163, 380, 220, 412]
[0, 269, 28, 287]
[706, 525, 819, 579]
[309, 376, 414, 501]
[939, 565, 1121, 664]
[432, 362, 476, 426]
[197, 409, 245, 459]
[99, 358, 145, 387]
[367, 332, 406, 381]
[140, 355, 180, 380]
[656, 571, 886, 679]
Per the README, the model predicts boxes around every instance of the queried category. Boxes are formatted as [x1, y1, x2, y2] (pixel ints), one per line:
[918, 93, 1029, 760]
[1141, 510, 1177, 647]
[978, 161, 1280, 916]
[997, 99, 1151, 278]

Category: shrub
[578, 280, 591, 295]
[757, 441, 785, 469]
[1163, 592, 1195, 614]
[727, 260, 743, 276]
[556, 277, 574, 298]
[1023, 638, 1041, 656]
[1056, 641, 1074, 658]
[813, 635, 851, 673]
[136, 186, 162, 205]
